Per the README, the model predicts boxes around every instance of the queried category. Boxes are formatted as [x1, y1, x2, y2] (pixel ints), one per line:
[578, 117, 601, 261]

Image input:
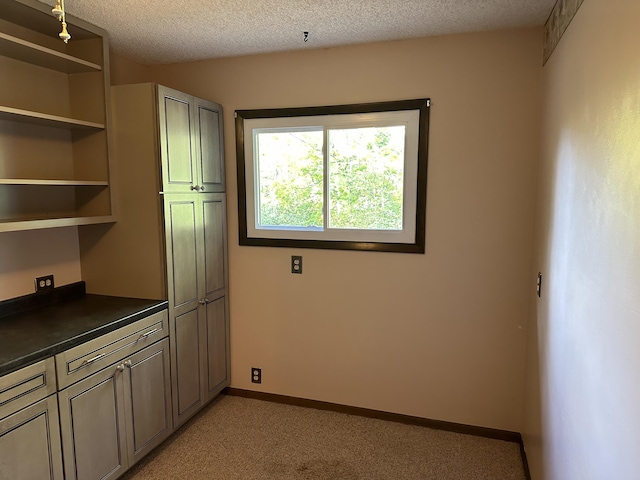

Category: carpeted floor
[121, 395, 527, 480]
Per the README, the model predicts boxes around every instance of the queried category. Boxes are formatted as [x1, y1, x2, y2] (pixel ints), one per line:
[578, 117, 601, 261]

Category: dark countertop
[0, 282, 167, 376]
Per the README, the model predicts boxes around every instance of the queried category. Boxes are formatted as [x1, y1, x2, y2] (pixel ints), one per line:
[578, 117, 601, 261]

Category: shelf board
[0, 32, 102, 74]
[0, 106, 104, 130]
[0, 215, 116, 233]
[0, 179, 108, 186]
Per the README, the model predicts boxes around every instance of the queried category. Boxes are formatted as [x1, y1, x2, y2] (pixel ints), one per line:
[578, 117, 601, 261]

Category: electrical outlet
[251, 367, 262, 384]
[35, 274, 54, 293]
[291, 255, 302, 274]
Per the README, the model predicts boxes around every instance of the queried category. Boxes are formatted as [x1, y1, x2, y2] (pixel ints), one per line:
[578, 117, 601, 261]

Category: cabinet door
[194, 98, 225, 193]
[123, 339, 172, 466]
[204, 295, 230, 401]
[158, 86, 198, 193]
[58, 365, 128, 480]
[164, 195, 204, 426]
[202, 194, 227, 297]
[199, 194, 230, 401]
[0, 394, 64, 480]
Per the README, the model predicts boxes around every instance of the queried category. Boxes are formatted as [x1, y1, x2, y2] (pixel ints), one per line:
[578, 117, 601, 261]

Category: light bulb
[59, 22, 71, 43]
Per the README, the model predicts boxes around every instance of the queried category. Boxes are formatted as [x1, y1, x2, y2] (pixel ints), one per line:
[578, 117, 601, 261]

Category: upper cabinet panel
[202, 194, 226, 296]
[158, 85, 225, 194]
[160, 93, 196, 191]
[196, 100, 225, 193]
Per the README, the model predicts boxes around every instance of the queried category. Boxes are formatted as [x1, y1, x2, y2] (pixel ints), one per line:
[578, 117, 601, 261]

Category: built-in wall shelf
[0, 106, 104, 130]
[0, 179, 108, 186]
[0, 0, 114, 233]
[0, 215, 116, 233]
[0, 31, 101, 73]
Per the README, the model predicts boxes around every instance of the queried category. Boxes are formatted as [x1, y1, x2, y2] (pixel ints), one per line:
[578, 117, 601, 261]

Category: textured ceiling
[38, 0, 555, 65]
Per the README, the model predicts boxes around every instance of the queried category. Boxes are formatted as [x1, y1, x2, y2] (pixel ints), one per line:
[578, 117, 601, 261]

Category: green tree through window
[328, 126, 404, 230]
[256, 126, 405, 231]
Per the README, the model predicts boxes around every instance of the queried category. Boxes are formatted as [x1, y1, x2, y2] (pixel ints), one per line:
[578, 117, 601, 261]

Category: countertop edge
[0, 300, 168, 377]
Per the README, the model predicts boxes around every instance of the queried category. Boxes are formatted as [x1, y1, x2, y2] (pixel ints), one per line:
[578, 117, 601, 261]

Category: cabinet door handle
[200, 186, 205, 191]
[116, 364, 125, 372]
[81, 352, 106, 366]
[191, 185, 200, 191]
[137, 328, 160, 341]
[199, 298, 212, 305]
[124, 360, 133, 369]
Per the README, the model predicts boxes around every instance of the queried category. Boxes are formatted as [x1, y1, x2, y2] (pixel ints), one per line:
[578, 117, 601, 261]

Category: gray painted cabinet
[58, 364, 128, 480]
[204, 295, 229, 400]
[158, 86, 226, 194]
[159, 85, 229, 428]
[58, 337, 172, 480]
[164, 192, 229, 427]
[123, 339, 173, 466]
[0, 394, 64, 480]
[0, 358, 63, 480]
[81, 82, 230, 431]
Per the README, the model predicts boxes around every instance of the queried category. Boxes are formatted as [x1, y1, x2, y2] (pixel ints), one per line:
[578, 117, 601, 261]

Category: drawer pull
[81, 352, 106, 366]
[137, 328, 160, 341]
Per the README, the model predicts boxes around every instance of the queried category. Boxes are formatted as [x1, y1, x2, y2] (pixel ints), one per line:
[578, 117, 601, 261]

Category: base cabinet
[0, 358, 62, 480]
[0, 394, 64, 480]
[123, 339, 173, 466]
[58, 365, 127, 480]
[58, 338, 172, 480]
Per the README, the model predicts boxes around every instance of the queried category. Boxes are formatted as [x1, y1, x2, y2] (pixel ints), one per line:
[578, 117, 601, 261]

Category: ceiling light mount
[51, 0, 71, 43]
[51, 0, 63, 18]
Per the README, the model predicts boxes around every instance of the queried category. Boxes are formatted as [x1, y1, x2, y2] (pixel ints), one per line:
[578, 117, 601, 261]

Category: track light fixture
[51, 0, 71, 43]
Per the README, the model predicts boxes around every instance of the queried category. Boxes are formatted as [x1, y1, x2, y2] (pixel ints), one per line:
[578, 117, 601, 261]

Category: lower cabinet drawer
[55, 309, 168, 390]
[0, 358, 56, 421]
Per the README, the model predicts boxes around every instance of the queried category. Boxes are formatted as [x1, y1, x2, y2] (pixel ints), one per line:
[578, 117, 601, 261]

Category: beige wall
[151, 28, 542, 431]
[0, 227, 81, 301]
[109, 53, 152, 85]
[523, 0, 640, 478]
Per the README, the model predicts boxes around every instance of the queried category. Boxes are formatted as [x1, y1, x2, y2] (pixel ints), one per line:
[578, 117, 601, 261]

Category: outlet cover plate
[291, 256, 302, 274]
[35, 274, 54, 293]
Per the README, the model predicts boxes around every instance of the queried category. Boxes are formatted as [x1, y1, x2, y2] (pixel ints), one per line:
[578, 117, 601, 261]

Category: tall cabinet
[79, 84, 230, 428]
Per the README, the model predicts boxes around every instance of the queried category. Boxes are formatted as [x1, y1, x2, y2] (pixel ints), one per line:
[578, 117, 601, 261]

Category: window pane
[255, 129, 324, 228]
[328, 126, 405, 230]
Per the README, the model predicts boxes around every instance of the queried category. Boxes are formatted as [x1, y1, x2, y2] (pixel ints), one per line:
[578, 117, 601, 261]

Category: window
[235, 99, 430, 253]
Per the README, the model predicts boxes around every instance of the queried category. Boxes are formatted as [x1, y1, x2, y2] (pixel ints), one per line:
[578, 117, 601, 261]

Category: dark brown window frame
[235, 98, 430, 253]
